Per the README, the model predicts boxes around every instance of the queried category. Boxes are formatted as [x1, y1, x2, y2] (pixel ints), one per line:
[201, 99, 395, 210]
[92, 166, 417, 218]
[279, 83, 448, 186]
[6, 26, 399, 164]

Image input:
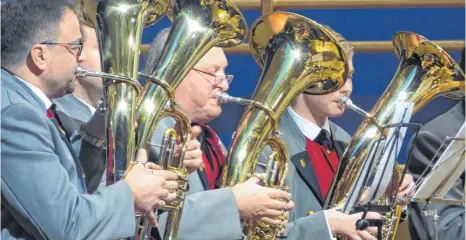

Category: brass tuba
[324, 31, 465, 240]
[220, 12, 349, 240]
[135, 1, 247, 239]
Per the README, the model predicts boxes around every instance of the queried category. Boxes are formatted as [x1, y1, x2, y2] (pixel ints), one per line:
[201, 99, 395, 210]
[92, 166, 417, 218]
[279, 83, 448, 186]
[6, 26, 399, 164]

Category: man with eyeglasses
[53, 19, 204, 193]
[1, 1, 179, 239]
[141, 27, 295, 240]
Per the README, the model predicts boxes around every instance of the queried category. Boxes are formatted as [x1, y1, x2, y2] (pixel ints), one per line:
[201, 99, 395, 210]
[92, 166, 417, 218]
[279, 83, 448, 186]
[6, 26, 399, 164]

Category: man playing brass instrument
[260, 27, 416, 240]
[1, 1, 178, 239]
[144, 28, 294, 240]
[53, 20, 205, 215]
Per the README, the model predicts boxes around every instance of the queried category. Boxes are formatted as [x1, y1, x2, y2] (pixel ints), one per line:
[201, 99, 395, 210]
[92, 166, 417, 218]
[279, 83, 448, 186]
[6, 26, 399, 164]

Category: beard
[64, 77, 76, 94]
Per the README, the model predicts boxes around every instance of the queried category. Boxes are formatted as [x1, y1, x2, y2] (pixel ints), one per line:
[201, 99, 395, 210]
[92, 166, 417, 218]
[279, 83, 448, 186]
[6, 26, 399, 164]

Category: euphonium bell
[220, 12, 350, 240]
[135, 1, 247, 239]
[324, 31, 465, 240]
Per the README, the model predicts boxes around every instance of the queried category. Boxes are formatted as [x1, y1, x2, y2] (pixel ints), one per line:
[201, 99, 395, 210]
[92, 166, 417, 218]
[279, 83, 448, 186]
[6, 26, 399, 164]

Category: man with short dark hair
[1, 1, 178, 239]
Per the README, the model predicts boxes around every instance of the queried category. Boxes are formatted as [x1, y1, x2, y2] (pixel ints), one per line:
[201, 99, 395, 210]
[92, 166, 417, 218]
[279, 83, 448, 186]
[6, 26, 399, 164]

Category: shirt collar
[287, 106, 330, 141]
[75, 96, 96, 115]
[15, 76, 52, 110]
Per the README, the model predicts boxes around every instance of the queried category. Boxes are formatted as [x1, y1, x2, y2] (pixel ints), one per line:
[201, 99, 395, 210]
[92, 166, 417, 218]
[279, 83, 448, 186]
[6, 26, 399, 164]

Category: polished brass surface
[325, 31, 465, 240]
[76, 0, 168, 28]
[76, 67, 143, 94]
[220, 12, 349, 239]
[79, 1, 169, 239]
[218, 93, 290, 240]
[90, 0, 169, 184]
[135, 0, 247, 153]
[135, 1, 247, 239]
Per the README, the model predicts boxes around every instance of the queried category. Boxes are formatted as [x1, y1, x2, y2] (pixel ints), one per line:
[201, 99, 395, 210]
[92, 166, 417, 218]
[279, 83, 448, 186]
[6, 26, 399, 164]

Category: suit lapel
[324, 122, 349, 208]
[333, 139, 348, 182]
[290, 151, 324, 204]
[280, 110, 324, 204]
[55, 110, 84, 137]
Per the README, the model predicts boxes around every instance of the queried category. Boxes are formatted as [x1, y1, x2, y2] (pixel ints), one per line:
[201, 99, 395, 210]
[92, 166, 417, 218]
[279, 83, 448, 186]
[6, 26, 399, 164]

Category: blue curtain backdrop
[140, 7, 465, 163]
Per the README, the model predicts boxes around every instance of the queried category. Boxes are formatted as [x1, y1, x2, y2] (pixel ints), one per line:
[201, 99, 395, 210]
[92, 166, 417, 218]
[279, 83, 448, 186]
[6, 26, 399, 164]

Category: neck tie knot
[46, 104, 57, 119]
[46, 104, 67, 137]
[314, 129, 333, 150]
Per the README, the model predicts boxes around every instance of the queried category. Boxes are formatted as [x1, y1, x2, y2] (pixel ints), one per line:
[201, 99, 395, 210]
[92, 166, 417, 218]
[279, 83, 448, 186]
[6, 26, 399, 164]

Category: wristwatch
[79, 125, 106, 149]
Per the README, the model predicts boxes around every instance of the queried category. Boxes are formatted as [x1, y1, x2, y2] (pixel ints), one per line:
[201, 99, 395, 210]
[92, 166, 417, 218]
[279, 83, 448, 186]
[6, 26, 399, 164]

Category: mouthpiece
[340, 96, 384, 129]
[75, 66, 89, 77]
[216, 92, 253, 106]
[340, 96, 371, 119]
[340, 96, 353, 108]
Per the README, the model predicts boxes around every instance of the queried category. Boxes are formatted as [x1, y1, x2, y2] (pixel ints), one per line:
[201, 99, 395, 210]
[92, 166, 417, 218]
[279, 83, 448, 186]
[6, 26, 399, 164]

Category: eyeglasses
[193, 68, 234, 85]
[41, 40, 83, 58]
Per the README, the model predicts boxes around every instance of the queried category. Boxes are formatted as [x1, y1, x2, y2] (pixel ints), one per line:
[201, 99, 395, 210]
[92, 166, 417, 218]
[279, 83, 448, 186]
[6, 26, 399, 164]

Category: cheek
[84, 50, 101, 72]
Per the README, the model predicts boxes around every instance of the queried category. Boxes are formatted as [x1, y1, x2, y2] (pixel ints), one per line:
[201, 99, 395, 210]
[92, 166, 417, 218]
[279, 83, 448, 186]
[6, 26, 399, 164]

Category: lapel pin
[300, 159, 306, 168]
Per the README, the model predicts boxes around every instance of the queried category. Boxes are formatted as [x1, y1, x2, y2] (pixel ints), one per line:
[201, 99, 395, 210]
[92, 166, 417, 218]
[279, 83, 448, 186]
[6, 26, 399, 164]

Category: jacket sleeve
[281, 211, 332, 240]
[1, 103, 136, 240]
[157, 188, 243, 240]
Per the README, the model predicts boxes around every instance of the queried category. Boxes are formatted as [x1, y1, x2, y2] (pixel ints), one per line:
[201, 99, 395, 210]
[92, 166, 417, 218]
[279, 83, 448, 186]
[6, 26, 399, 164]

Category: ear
[29, 44, 48, 71]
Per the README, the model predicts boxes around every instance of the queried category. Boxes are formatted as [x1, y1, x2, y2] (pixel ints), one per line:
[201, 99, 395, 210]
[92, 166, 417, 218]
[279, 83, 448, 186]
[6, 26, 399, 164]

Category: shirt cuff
[323, 210, 337, 240]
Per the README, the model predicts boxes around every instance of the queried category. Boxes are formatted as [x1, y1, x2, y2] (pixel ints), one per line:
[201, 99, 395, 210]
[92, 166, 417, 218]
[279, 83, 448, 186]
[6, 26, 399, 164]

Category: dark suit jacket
[407, 100, 465, 240]
[54, 95, 106, 193]
[1, 69, 135, 240]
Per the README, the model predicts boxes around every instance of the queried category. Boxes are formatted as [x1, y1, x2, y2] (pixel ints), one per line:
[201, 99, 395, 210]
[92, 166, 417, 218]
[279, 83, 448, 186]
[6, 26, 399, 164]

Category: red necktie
[46, 105, 67, 137]
[305, 132, 340, 199]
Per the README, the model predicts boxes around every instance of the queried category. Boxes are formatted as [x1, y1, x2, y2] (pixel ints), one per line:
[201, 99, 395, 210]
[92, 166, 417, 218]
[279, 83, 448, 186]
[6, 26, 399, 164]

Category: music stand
[410, 123, 465, 206]
[408, 123, 465, 240]
[346, 102, 423, 240]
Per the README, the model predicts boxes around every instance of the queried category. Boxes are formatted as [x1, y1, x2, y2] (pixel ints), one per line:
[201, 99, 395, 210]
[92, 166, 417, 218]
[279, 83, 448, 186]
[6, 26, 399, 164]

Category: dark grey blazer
[407, 100, 465, 240]
[260, 109, 351, 239]
[1, 69, 135, 240]
[53, 95, 106, 193]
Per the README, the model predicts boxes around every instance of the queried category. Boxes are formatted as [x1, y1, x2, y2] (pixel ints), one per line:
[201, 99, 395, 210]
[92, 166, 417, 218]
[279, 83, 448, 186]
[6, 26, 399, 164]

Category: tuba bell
[324, 31, 465, 240]
[220, 12, 350, 240]
[135, 1, 247, 239]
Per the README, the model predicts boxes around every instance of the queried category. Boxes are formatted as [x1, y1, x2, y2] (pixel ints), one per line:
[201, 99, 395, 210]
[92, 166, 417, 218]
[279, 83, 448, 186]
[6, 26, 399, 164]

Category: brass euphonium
[220, 12, 349, 240]
[75, 0, 168, 182]
[135, 1, 247, 239]
[75, 0, 168, 239]
[324, 31, 465, 240]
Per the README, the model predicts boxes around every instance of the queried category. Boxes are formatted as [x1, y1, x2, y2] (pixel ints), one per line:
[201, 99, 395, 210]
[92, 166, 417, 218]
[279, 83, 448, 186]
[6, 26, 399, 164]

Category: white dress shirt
[287, 106, 330, 140]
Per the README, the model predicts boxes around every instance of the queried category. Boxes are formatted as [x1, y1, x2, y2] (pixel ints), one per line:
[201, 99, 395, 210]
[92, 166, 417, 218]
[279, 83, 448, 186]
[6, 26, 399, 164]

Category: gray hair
[142, 27, 171, 75]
